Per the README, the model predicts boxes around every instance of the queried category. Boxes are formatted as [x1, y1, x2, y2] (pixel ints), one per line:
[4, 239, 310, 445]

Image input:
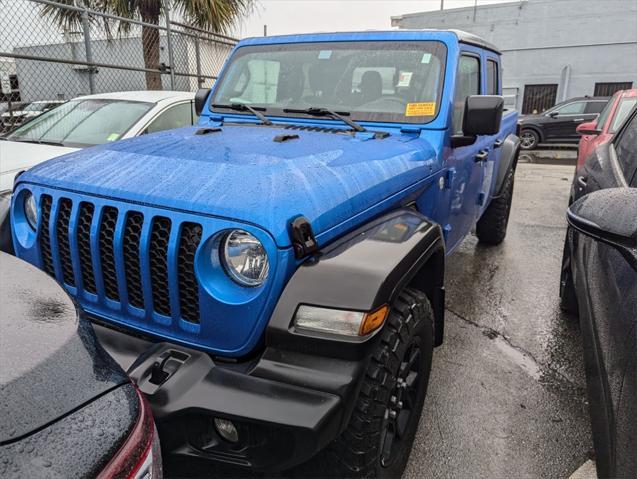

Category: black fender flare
[266, 209, 446, 360]
[493, 133, 521, 198]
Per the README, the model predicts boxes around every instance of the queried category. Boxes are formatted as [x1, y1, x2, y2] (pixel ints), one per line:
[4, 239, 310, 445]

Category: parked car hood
[19, 124, 439, 247]
[0, 253, 129, 444]
[0, 140, 78, 191]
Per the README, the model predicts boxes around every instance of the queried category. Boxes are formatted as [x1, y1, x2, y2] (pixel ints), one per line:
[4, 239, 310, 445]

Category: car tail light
[97, 387, 162, 479]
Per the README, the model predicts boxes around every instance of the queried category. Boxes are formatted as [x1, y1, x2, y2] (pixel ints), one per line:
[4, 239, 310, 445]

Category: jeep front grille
[38, 196, 203, 323]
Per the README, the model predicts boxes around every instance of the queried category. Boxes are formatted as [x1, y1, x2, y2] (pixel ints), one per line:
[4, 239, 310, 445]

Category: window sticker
[107, 133, 120, 141]
[318, 50, 332, 60]
[421, 53, 432, 64]
[397, 71, 413, 87]
[405, 102, 436, 117]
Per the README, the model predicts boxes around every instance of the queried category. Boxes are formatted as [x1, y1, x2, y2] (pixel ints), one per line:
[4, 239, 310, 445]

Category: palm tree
[42, 0, 253, 90]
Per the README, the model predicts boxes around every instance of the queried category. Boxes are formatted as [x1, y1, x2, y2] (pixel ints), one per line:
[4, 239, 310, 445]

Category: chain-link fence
[0, 0, 237, 133]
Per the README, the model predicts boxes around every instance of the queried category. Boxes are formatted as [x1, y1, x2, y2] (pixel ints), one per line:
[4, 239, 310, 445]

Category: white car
[0, 90, 197, 252]
[0, 100, 66, 129]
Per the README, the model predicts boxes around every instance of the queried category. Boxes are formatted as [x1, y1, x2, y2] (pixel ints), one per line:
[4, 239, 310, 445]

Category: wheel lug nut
[397, 401, 403, 409]
[389, 410, 397, 419]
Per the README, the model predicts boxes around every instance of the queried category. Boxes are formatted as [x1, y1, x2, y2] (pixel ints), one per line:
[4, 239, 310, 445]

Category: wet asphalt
[167, 162, 593, 479]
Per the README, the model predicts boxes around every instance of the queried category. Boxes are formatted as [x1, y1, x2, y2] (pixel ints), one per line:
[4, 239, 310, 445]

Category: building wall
[13, 35, 193, 102]
[392, 0, 637, 112]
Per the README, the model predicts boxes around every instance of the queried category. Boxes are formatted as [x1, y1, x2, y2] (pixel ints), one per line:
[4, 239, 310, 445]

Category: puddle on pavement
[491, 334, 542, 380]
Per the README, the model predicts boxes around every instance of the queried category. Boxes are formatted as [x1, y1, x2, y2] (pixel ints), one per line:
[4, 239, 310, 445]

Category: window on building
[522, 84, 558, 114]
[594, 82, 633, 97]
[486, 59, 499, 95]
[452, 55, 480, 135]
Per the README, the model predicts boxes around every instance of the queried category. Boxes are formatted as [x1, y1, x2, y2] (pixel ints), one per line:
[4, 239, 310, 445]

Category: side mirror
[451, 95, 503, 148]
[194, 88, 211, 116]
[576, 121, 600, 136]
[548, 111, 559, 118]
[567, 188, 637, 246]
[463, 95, 503, 136]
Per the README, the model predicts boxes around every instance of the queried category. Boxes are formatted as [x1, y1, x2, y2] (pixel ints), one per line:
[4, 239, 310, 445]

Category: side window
[452, 55, 480, 135]
[145, 102, 194, 135]
[584, 101, 607, 114]
[486, 59, 499, 96]
[554, 101, 586, 115]
[614, 110, 637, 184]
[595, 93, 618, 130]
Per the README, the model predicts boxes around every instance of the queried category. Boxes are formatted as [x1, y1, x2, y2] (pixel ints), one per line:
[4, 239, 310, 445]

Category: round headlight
[24, 192, 37, 230]
[221, 230, 269, 287]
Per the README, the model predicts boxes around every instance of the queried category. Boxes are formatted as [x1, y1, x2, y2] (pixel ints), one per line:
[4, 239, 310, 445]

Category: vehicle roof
[73, 90, 194, 103]
[617, 88, 637, 98]
[239, 29, 501, 54]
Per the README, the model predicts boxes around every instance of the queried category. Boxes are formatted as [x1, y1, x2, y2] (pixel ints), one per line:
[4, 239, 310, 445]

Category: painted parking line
[568, 460, 596, 479]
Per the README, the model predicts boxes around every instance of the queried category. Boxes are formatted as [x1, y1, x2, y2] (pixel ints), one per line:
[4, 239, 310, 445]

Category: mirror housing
[576, 121, 600, 136]
[548, 111, 559, 118]
[567, 188, 637, 247]
[451, 95, 503, 148]
[194, 88, 211, 116]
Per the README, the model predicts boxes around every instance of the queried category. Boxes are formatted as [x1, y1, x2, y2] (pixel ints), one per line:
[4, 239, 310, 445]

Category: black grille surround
[39, 195, 55, 277]
[149, 217, 172, 317]
[56, 198, 75, 286]
[100, 207, 120, 302]
[123, 212, 144, 309]
[177, 223, 203, 324]
[35, 195, 204, 325]
[76, 203, 96, 294]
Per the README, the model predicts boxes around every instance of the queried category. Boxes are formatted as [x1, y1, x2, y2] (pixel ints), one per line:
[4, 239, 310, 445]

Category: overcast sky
[232, 0, 514, 38]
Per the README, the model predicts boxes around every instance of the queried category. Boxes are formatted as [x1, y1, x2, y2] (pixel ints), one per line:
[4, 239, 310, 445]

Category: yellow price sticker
[405, 102, 436, 117]
[107, 133, 120, 142]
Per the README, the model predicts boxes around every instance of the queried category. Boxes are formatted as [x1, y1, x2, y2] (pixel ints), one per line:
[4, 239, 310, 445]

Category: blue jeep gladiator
[11, 30, 519, 477]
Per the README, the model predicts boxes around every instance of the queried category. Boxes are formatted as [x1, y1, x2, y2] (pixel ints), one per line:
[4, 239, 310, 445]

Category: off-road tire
[323, 288, 434, 479]
[559, 230, 579, 315]
[476, 168, 515, 245]
[520, 128, 539, 150]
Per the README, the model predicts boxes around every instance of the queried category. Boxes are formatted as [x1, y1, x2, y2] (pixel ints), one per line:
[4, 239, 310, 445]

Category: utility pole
[263, 24, 267, 36]
[440, 0, 444, 10]
[473, 0, 478, 21]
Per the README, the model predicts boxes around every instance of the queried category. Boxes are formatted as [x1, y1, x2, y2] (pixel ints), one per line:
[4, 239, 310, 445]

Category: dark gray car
[560, 106, 637, 478]
[0, 253, 162, 478]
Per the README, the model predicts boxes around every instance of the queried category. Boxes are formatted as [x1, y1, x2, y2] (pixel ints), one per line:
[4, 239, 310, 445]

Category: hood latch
[290, 216, 319, 259]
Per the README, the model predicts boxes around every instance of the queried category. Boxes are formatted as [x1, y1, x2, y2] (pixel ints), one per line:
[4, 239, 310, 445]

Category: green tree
[42, 0, 252, 90]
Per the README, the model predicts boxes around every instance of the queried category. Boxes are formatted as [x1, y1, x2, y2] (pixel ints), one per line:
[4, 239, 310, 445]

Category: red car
[576, 88, 637, 169]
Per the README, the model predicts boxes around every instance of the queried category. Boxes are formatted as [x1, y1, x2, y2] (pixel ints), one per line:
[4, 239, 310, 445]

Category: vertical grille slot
[99, 207, 120, 301]
[56, 198, 75, 286]
[39, 195, 55, 277]
[76, 203, 96, 294]
[149, 217, 171, 316]
[123, 212, 144, 309]
[177, 223, 202, 323]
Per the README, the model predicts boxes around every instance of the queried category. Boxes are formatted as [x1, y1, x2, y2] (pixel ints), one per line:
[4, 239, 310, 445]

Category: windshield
[24, 103, 49, 112]
[211, 41, 447, 124]
[6, 99, 153, 147]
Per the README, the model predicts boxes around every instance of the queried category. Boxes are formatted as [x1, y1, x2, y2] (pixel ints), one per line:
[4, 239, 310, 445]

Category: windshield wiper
[282, 107, 366, 132]
[211, 103, 273, 126]
[8, 138, 64, 146]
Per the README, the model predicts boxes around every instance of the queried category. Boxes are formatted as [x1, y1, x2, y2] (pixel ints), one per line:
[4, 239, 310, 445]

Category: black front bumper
[92, 321, 369, 471]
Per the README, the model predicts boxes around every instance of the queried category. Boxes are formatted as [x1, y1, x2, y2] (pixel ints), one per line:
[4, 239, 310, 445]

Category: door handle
[493, 139, 504, 148]
[573, 118, 585, 122]
[577, 176, 587, 188]
[474, 150, 489, 163]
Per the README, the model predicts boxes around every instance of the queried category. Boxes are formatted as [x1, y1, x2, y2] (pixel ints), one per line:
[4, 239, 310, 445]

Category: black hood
[0, 253, 128, 444]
